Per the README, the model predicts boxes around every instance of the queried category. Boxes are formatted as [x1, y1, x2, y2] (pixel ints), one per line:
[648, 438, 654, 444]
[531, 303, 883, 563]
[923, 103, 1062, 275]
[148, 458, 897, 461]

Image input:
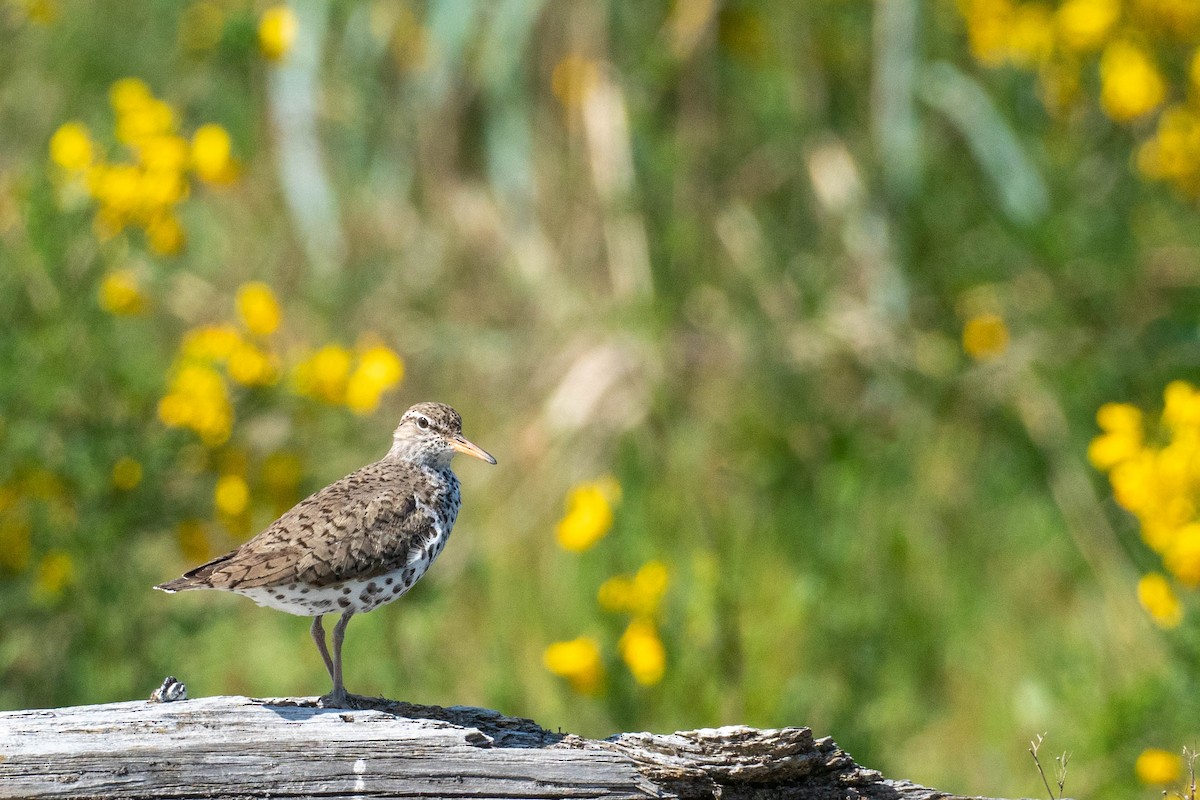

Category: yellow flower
[344, 344, 405, 414]
[598, 560, 670, 616]
[293, 344, 353, 404]
[138, 134, 190, 175]
[111, 457, 144, 491]
[227, 342, 279, 386]
[49, 121, 94, 173]
[1136, 748, 1183, 786]
[108, 77, 152, 115]
[98, 269, 147, 315]
[1003, 3, 1053, 67]
[1165, 523, 1200, 586]
[34, 550, 74, 599]
[159, 362, 233, 446]
[962, 313, 1009, 360]
[116, 97, 178, 146]
[259, 5, 298, 62]
[214, 474, 250, 517]
[1056, 0, 1119, 51]
[1099, 41, 1165, 123]
[192, 123, 238, 185]
[182, 323, 242, 362]
[145, 213, 186, 256]
[236, 282, 282, 336]
[618, 618, 666, 686]
[543, 637, 604, 695]
[1137, 572, 1183, 628]
[555, 477, 621, 552]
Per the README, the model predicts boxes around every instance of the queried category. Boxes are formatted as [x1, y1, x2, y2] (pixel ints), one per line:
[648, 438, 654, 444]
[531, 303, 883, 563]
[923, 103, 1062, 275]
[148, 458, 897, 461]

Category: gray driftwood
[0, 694, 1004, 799]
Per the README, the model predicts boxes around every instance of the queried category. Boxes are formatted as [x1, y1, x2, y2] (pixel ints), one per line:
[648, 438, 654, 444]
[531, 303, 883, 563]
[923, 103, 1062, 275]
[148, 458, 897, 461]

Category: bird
[155, 401, 496, 708]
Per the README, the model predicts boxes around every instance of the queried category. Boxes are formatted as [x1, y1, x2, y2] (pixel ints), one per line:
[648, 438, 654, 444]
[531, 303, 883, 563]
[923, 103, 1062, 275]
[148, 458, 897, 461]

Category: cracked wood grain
[0, 695, 1014, 800]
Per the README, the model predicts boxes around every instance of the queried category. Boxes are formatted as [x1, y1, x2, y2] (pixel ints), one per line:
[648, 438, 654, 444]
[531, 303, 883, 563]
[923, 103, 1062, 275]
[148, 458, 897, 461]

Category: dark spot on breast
[300, 587, 310, 594]
[403, 568, 415, 583]
[342, 587, 351, 595]
[385, 577, 393, 585]
[274, 593, 285, 601]
[392, 584, 404, 595]
[338, 597, 351, 608]
[367, 582, 378, 594]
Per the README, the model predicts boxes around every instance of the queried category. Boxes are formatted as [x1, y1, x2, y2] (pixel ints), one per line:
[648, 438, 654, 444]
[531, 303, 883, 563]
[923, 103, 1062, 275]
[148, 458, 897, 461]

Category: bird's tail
[154, 550, 238, 593]
[154, 577, 200, 593]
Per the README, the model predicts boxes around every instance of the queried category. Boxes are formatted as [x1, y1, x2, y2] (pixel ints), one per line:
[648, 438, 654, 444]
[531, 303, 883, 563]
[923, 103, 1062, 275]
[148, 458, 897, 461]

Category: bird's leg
[310, 616, 335, 687]
[317, 610, 356, 708]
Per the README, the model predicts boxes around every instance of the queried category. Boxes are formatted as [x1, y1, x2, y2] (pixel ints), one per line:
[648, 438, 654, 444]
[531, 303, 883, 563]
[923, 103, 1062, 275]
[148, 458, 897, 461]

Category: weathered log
[0, 693, 1008, 799]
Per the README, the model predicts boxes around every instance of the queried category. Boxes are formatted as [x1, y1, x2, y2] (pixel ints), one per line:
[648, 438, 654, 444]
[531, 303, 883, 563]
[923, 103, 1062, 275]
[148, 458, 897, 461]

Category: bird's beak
[450, 435, 497, 465]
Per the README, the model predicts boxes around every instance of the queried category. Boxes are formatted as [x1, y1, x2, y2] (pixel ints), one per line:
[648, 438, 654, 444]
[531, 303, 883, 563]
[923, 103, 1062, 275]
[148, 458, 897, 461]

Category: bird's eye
[416, 416, 430, 430]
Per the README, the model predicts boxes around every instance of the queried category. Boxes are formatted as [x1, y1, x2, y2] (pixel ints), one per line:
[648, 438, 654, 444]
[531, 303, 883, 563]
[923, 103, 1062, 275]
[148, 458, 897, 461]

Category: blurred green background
[4, 0, 1200, 797]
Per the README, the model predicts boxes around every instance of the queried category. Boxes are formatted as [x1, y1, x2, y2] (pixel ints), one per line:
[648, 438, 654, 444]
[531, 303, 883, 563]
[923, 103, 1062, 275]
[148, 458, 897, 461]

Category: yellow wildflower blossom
[598, 560, 670, 616]
[344, 344, 405, 414]
[1099, 41, 1166, 122]
[1165, 523, 1200, 586]
[227, 341, 279, 386]
[618, 618, 666, 686]
[49, 121, 94, 173]
[214, 474, 250, 517]
[556, 477, 621, 552]
[111, 457, 144, 491]
[259, 5, 298, 62]
[1056, 0, 1119, 51]
[192, 123, 238, 185]
[543, 637, 604, 695]
[293, 344, 353, 404]
[182, 323, 242, 362]
[34, 550, 74, 599]
[1136, 748, 1183, 785]
[98, 269, 147, 315]
[1137, 572, 1183, 628]
[236, 282, 282, 336]
[109, 77, 153, 114]
[159, 362, 233, 446]
[962, 313, 1009, 360]
[145, 213, 185, 256]
[1088, 402, 1144, 470]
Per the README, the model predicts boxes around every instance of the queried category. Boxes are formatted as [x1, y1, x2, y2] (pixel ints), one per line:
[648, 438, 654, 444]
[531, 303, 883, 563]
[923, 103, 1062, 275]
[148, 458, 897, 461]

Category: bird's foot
[316, 690, 383, 710]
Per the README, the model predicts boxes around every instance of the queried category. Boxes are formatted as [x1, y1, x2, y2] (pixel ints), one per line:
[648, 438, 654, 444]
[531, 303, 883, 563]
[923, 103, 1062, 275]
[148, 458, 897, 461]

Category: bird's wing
[195, 461, 437, 590]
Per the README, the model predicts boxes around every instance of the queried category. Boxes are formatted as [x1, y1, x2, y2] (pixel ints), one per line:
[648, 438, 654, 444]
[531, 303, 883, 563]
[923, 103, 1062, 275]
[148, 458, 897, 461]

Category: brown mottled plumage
[156, 402, 496, 708]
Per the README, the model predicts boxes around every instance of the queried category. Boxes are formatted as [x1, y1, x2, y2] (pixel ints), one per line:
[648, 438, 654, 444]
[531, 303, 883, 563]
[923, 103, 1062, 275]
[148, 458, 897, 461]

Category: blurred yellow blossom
[111, 456, 144, 491]
[543, 637, 604, 695]
[182, 323, 242, 362]
[1056, 0, 1119, 51]
[49, 121, 93, 173]
[1093, 381, 1200, 587]
[345, 344, 405, 414]
[1136, 748, 1183, 785]
[1137, 572, 1183, 628]
[159, 362, 233, 446]
[1099, 41, 1166, 122]
[34, 550, 74, 599]
[214, 474, 250, 517]
[1087, 402, 1144, 469]
[192, 123, 238, 185]
[962, 312, 1009, 360]
[556, 477, 621, 552]
[618, 618, 666, 686]
[259, 5, 298, 61]
[236, 282, 282, 336]
[98, 269, 147, 315]
[292, 344, 354, 405]
[598, 560, 670, 616]
[51, 78, 237, 257]
[227, 341, 279, 387]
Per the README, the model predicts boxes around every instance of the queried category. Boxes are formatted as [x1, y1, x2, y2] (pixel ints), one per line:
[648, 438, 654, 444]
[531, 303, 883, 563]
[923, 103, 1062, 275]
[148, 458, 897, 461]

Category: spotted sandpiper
[156, 402, 496, 708]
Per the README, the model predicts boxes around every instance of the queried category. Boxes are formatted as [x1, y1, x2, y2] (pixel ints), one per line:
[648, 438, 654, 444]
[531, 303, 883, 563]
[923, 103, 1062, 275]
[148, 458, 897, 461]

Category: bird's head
[389, 402, 497, 468]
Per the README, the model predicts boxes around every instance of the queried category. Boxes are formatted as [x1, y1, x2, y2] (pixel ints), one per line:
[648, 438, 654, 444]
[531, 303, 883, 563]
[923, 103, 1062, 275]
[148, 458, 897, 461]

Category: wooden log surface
[0, 693, 1008, 799]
